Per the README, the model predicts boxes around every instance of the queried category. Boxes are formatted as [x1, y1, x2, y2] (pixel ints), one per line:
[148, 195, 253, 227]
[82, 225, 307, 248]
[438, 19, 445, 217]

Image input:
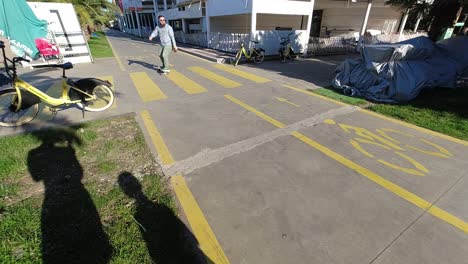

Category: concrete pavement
[2, 30, 467, 263]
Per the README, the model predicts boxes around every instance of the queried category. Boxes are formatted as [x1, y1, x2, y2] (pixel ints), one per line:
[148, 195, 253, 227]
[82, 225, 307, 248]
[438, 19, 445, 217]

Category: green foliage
[28, 0, 118, 32]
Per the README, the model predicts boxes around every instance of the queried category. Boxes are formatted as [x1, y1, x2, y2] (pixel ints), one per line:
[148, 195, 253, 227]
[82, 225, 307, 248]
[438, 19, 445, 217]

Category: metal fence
[363, 32, 428, 44]
[209, 32, 250, 53]
[307, 33, 428, 56]
[307, 37, 356, 56]
[174, 31, 208, 47]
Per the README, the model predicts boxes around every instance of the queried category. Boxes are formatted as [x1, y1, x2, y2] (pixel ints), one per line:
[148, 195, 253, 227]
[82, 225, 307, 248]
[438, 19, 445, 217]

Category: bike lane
[174, 86, 468, 263]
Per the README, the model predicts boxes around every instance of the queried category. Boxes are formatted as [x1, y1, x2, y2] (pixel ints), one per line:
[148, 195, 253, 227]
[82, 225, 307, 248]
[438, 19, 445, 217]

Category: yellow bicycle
[232, 41, 265, 66]
[0, 41, 114, 127]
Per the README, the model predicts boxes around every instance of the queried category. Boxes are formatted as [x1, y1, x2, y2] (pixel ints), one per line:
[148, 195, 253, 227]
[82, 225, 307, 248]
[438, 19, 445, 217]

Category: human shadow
[27, 127, 113, 264]
[127, 59, 160, 71]
[118, 172, 210, 264]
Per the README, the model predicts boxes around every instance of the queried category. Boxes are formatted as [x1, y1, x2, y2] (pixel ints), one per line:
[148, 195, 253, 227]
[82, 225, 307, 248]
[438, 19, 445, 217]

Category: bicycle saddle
[57, 62, 73, 70]
[250, 41, 259, 44]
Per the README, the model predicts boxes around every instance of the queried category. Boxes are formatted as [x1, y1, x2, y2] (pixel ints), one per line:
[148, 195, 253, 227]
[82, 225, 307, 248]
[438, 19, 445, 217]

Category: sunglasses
[159, 19, 166, 21]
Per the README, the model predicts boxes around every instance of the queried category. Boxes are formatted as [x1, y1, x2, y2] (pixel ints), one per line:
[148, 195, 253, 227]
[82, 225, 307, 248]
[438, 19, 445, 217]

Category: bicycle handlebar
[14, 57, 30, 63]
[0, 41, 27, 79]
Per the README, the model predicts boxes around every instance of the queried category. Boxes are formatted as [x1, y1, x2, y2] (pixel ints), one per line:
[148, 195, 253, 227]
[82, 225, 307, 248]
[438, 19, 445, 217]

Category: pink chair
[35, 38, 61, 63]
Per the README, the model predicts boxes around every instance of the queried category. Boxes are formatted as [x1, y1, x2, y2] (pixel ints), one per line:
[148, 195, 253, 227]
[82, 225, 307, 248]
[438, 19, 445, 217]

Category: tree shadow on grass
[27, 127, 113, 264]
[402, 87, 468, 119]
[118, 172, 211, 264]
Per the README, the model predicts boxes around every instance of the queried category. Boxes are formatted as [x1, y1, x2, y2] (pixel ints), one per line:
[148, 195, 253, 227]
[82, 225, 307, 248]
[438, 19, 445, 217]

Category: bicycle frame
[238, 43, 259, 59]
[12, 77, 93, 112]
[1, 41, 94, 112]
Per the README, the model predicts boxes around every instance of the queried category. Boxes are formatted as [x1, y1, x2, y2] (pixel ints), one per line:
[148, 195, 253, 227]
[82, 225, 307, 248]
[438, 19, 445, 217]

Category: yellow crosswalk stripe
[97, 75, 116, 109]
[129, 72, 167, 102]
[166, 70, 207, 94]
[213, 64, 271, 83]
[188, 66, 241, 88]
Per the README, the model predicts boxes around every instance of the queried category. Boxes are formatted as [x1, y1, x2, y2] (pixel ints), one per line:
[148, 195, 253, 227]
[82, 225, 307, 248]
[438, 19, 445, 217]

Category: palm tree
[428, 0, 467, 40]
[28, 0, 118, 33]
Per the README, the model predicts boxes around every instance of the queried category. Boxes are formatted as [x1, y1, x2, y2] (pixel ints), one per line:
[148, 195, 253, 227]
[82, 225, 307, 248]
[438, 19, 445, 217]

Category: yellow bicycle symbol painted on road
[324, 119, 453, 176]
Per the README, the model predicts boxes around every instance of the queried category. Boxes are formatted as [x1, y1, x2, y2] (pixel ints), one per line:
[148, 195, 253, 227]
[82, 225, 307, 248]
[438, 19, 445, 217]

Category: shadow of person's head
[118, 171, 143, 199]
[28, 125, 83, 184]
[31, 125, 82, 148]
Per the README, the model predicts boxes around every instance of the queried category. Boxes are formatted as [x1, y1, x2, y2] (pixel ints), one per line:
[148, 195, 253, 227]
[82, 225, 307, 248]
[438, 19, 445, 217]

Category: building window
[178, 6, 185, 11]
[201, 2, 206, 16]
[169, 19, 183, 31]
[186, 18, 202, 34]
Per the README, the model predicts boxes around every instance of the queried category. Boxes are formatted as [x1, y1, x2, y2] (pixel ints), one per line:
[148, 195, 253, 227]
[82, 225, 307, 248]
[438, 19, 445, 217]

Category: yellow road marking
[214, 64, 271, 83]
[406, 139, 453, 158]
[282, 84, 468, 147]
[276, 97, 300, 107]
[140, 110, 174, 165]
[105, 34, 126, 71]
[171, 175, 231, 264]
[166, 70, 207, 94]
[140, 111, 231, 263]
[189, 66, 241, 88]
[292, 131, 466, 232]
[130, 72, 167, 102]
[359, 109, 468, 147]
[97, 75, 116, 109]
[282, 84, 348, 106]
[324, 119, 336, 125]
[225, 95, 286, 129]
[225, 96, 468, 233]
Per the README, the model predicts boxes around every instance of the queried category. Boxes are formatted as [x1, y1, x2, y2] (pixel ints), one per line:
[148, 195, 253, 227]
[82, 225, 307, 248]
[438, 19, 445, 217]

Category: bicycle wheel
[77, 85, 114, 112]
[253, 50, 265, 64]
[0, 89, 39, 127]
[279, 52, 286, 63]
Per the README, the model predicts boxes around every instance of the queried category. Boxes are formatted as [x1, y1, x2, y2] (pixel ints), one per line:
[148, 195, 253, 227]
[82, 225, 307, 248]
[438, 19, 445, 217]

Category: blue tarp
[332, 36, 468, 103]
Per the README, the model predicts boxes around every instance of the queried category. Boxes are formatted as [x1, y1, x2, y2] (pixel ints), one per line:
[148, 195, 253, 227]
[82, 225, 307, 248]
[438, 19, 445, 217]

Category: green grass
[311, 88, 368, 106]
[311, 87, 468, 141]
[88, 31, 114, 58]
[368, 88, 468, 141]
[0, 115, 201, 263]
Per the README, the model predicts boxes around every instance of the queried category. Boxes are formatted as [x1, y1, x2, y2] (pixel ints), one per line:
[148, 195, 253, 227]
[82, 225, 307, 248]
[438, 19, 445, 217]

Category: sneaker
[161, 69, 170, 73]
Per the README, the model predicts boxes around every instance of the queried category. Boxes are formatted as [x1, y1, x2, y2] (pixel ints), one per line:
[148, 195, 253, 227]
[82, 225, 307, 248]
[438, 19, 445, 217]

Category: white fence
[308, 32, 428, 56]
[174, 31, 208, 47]
[209, 32, 249, 53]
[363, 32, 428, 44]
[255, 30, 307, 55]
[174, 31, 308, 56]
[308, 37, 356, 56]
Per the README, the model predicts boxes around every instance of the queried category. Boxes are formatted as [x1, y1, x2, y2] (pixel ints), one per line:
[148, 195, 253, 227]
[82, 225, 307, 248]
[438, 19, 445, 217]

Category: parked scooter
[278, 33, 297, 62]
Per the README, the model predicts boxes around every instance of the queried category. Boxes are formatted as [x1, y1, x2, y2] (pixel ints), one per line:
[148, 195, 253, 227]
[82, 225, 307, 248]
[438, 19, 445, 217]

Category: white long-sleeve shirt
[150, 24, 177, 47]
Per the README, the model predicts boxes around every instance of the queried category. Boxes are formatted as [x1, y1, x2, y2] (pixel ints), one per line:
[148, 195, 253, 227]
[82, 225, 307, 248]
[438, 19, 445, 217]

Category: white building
[120, 0, 403, 55]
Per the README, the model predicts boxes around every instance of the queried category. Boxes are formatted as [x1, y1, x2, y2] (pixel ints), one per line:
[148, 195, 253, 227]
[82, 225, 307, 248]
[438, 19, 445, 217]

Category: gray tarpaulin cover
[332, 36, 468, 103]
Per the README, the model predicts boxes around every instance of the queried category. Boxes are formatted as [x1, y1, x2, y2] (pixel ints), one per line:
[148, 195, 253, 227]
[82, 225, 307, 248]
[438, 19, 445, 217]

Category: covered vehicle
[332, 36, 468, 103]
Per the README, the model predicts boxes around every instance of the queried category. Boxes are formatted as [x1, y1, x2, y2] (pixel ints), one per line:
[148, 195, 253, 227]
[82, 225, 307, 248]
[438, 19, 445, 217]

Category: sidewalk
[177, 43, 235, 64]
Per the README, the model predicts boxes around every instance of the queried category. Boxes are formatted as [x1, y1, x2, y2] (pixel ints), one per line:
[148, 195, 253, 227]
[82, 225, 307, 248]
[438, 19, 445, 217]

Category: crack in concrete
[165, 105, 357, 176]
